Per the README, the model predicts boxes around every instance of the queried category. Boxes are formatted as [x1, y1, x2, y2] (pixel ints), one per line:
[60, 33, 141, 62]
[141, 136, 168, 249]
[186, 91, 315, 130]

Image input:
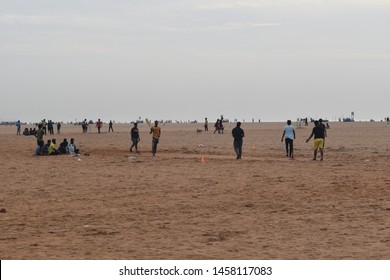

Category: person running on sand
[130, 123, 140, 153]
[232, 122, 244, 159]
[306, 120, 326, 161]
[281, 120, 296, 159]
[150, 120, 161, 156]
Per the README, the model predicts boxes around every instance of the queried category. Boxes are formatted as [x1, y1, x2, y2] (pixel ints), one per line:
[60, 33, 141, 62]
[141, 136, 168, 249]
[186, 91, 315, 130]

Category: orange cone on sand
[201, 155, 205, 163]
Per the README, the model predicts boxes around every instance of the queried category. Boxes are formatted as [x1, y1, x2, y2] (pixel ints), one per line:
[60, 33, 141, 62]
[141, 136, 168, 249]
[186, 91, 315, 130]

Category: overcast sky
[1, 0, 389, 122]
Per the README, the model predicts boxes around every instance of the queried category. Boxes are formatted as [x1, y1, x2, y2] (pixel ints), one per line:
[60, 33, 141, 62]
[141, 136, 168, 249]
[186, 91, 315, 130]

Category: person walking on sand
[281, 120, 296, 159]
[96, 118, 103, 133]
[130, 123, 140, 153]
[57, 122, 61, 134]
[150, 120, 161, 156]
[204, 117, 209, 131]
[232, 122, 244, 160]
[214, 119, 221, 134]
[306, 120, 326, 161]
[318, 118, 327, 147]
[108, 120, 114, 132]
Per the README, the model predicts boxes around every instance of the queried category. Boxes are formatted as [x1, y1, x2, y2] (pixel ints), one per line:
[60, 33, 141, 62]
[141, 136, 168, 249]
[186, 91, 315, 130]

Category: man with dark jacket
[232, 122, 244, 160]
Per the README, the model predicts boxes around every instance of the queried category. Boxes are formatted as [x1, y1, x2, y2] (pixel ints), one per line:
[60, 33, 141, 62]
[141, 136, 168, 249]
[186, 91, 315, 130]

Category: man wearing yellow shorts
[306, 120, 325, 160]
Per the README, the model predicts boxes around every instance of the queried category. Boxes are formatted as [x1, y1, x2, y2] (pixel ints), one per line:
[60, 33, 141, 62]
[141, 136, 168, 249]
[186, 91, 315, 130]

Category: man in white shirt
[281, 120, 296, 159]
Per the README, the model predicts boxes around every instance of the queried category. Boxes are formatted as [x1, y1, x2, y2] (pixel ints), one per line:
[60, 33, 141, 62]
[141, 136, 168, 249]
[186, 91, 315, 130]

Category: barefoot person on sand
[281, 120, 295, 159]
[306, 120, 326, 161]
[150, 120, 161, 156]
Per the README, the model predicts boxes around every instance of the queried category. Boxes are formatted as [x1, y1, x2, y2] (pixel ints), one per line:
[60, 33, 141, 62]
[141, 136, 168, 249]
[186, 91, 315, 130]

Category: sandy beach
[0, 121, 389, 259]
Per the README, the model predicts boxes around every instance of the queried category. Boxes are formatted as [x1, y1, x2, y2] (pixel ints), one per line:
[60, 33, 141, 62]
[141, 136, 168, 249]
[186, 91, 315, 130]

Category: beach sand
[0, 122, 389, 259]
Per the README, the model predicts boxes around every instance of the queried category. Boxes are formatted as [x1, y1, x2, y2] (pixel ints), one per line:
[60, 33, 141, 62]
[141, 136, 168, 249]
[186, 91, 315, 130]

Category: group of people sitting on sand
[36, 138, 80, 156]
[33, 123, 81, 156]
[23, 127, 37, 136]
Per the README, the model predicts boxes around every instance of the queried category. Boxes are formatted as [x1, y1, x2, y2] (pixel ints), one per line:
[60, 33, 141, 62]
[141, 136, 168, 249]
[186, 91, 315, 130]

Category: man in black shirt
[108, 120, 114, 132]
[59, 138, 69, 154]
[306, 120, 325, 160]
[318, 118, 327, 147]
[232, 122, 244, 160]
[130, 123, 140, 153]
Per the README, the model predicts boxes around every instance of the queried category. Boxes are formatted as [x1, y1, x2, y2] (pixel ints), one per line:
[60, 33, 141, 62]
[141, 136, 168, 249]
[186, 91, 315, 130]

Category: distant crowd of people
[132, 117, 329, 161]
[15, 116, 336, 160]
[39, 119, 61, 135]
[16, 119, 61, 136]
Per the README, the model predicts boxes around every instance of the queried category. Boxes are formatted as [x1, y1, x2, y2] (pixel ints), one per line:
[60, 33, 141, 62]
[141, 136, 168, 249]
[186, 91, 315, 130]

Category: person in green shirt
[35, 124, 45, 155]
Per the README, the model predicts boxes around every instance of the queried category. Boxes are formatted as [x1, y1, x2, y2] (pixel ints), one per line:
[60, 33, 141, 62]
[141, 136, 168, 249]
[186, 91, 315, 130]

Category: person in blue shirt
[281, 120, 296, 159]
[130, 123, 140, 153]
[16, 120, 21, 135]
